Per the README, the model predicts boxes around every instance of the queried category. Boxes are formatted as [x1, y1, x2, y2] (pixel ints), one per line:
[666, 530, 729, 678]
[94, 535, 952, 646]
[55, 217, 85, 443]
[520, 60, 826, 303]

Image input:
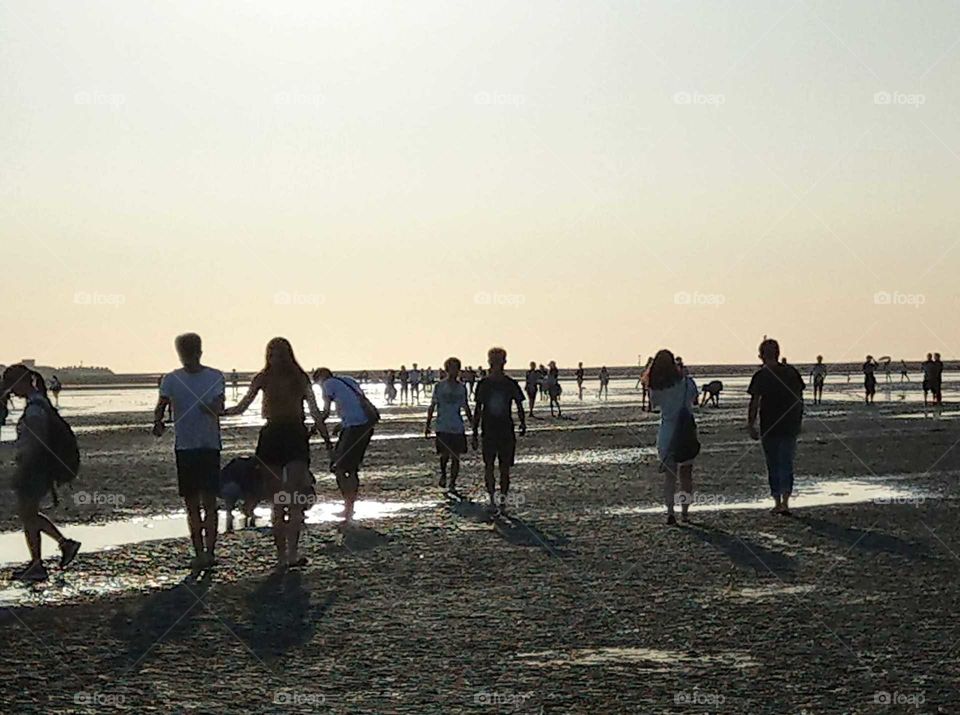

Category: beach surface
[1, 379, 958, 713]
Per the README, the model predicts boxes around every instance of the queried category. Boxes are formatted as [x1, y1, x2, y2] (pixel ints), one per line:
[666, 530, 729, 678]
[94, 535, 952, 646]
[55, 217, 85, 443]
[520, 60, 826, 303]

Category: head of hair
[1, 363, 47, 398]
[444, 357, 461, 374]
[264, 337, 307, 381]
[488, 347, 507, 368]
[313, 366, 333, 382]
[759, 338, 780, 363]
[816, 355, 823, 362]
[175, 333, 202, 362]
[648, 349, 680, 390]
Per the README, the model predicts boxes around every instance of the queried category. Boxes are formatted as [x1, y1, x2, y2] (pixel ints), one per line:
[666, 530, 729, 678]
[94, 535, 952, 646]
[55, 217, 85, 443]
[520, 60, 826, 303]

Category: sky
[2, 0, 959, 373]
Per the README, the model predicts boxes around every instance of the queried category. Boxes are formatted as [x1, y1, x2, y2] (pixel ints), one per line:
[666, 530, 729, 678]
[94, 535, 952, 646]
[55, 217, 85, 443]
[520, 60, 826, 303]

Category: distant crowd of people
[0, 339, 949, 581]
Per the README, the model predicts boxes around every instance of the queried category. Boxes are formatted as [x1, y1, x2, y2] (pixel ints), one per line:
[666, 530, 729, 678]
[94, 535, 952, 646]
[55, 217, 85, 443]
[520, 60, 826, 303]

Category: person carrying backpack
[1, 364, 81, 581]
[648, 349, 700, 525]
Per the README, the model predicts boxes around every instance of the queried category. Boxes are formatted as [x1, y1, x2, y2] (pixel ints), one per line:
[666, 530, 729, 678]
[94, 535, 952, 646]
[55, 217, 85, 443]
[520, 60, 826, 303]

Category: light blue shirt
[322, 376, 368, 427]
[431, 380, 468, 433]
[160, 367, 225, 451]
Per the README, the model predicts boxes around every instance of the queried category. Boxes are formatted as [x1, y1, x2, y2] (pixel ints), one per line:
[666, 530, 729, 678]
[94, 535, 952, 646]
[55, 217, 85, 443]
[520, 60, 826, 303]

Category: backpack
[669, 380, 701, 463]
[44, 402, 81, 485]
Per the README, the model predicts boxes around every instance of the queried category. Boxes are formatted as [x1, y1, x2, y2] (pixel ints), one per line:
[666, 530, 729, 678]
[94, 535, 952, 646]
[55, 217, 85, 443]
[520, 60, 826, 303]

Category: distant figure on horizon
[748, 338, 805, 516]
[472, 347, 526, 514]
[862, 355, 878, 404]
[921, 353, 934, 406]
[575, 361, 585, 400]
[675, 356, 689, 377]
[48, 374, 62, 407]
[932, 352, 944, 406]
[537, 363, 548, 399]
[899, 359, 910, 382]
[230, 369, 239, 399]
[425, 357, 473, 494]
[598, 366, 610, 400]
[464, 366, 477, 398]
[154, 333, 225, 572]
[410, 363, 422, 404]
[2, 364, 81, 582]
[649, 349, 699, 525]
[547, 360, 562, 417]
[524, 361, 540, 417]
[700, 380, 723, 408]
[810, 356, 827, 405]
[398, 365, 410, 405]
[225, 338, 323, 570]
[639, 356, 654, 411]
[315, 367, 380, 524]
[384, 369, 398, 405]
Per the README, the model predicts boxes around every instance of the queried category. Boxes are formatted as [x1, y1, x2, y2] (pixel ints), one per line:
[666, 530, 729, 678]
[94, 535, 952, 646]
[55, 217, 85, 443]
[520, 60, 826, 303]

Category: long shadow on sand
[233, 570, 337, 661]
[445, 495, 494, 524]
[317, 525, 391, 556]
[797, 516, 933, 561]
[682, 523, 795, 576]
[494, 515, 572, 557]
[110, 571, 213, 673]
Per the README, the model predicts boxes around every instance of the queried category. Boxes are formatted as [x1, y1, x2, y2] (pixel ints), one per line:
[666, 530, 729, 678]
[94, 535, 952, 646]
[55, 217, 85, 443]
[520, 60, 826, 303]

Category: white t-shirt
[432, 381, 469, 434]
[160, 367, 225, 451]
[650, 377, 698, 462]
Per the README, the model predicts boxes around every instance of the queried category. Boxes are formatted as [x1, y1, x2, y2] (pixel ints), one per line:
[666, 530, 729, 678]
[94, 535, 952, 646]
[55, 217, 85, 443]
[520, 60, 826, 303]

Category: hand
[152, 421, 165, 438]
[747, 424, 759, 441]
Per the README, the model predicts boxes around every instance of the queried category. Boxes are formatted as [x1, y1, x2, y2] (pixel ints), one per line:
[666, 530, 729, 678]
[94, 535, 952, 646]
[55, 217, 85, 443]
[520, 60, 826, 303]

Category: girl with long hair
[225, 338, 325, 570]
[648, 349, 699, 524]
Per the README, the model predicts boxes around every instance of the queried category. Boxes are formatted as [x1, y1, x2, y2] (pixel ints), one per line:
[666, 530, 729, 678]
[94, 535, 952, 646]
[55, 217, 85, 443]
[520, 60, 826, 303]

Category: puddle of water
[517, 447, 657, 466]
[728, 584, 816, 601]
[0, 500, 434, 567]
[617, 478, 933, 515]
[518, 647, 757, 670]
[0, 573, 182, 608]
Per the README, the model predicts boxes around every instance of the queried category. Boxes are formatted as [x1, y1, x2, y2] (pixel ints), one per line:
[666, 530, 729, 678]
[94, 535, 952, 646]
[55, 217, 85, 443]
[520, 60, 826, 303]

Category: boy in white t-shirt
[425, 357, 473, 493]
[153, 333, 225, 571]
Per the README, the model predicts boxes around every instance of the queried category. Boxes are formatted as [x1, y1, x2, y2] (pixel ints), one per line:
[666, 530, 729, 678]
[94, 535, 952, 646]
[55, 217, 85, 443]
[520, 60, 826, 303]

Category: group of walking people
[0, 335, 944, 581]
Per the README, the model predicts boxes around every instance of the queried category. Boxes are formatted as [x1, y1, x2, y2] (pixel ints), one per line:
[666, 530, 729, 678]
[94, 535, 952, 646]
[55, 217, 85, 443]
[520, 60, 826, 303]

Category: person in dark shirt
[747, 338, 805, 516]
[932, 352, 944, 406]
[862, 356, 878, 405]
[472, 347, 526, 514]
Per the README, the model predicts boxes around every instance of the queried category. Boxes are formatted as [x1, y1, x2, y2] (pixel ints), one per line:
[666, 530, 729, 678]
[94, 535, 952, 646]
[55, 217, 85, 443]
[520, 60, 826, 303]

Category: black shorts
[256, 420, 310, 467]
[332, 424, 374, 473]
[435, 431, 467, 456]
[864, 375, 877, 394]
[176, 449, 220, 499]
[481, 430, 516, 468]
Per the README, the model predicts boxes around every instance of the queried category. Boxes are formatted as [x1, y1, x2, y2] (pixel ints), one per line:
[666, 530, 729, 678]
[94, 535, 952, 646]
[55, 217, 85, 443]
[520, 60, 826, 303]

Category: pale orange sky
[2, 1, 959, 372]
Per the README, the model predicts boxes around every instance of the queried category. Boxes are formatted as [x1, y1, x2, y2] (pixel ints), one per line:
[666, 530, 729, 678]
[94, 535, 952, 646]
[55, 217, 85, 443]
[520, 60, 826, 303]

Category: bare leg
[201, 492, 218, 557]
[678, 464, 693, 520]
[272, 503, 288, 565]
[484, 462, 496, 508]
[184, 494, 204, 558]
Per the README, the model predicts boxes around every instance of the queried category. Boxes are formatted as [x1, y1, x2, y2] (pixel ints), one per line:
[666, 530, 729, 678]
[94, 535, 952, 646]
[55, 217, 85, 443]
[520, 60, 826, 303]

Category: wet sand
[1, 384, 959, 712]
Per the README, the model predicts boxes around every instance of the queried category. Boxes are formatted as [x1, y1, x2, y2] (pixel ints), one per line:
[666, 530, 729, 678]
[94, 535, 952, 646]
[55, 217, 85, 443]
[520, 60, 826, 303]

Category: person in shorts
[524, 362, 540, 417]
[862, 355, 878, 405]
[2, 364, 82, 582]
[472, 347, 526, 514]
[154, 333, 225, 571]
[810, 355, 827, 405]
[315, 368, 376, 523]
[425, 357, 473, 493]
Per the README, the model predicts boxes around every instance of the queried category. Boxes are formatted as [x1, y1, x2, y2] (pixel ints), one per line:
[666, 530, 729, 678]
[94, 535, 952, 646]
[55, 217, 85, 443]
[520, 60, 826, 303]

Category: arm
[425, 399, 436, 437]
[462, 396, 474, 436]
[515, 385, 527, 436]
[316, 386, 333, 448]
[304, 378, 325, 433]
[747, 395, 760, 440]
[223, 374, 262, 416]
[153, 396, 170, 436]
[16, 405, 50, 466]
[471, 395, 483, 449]
[200, 374, 226, 417]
